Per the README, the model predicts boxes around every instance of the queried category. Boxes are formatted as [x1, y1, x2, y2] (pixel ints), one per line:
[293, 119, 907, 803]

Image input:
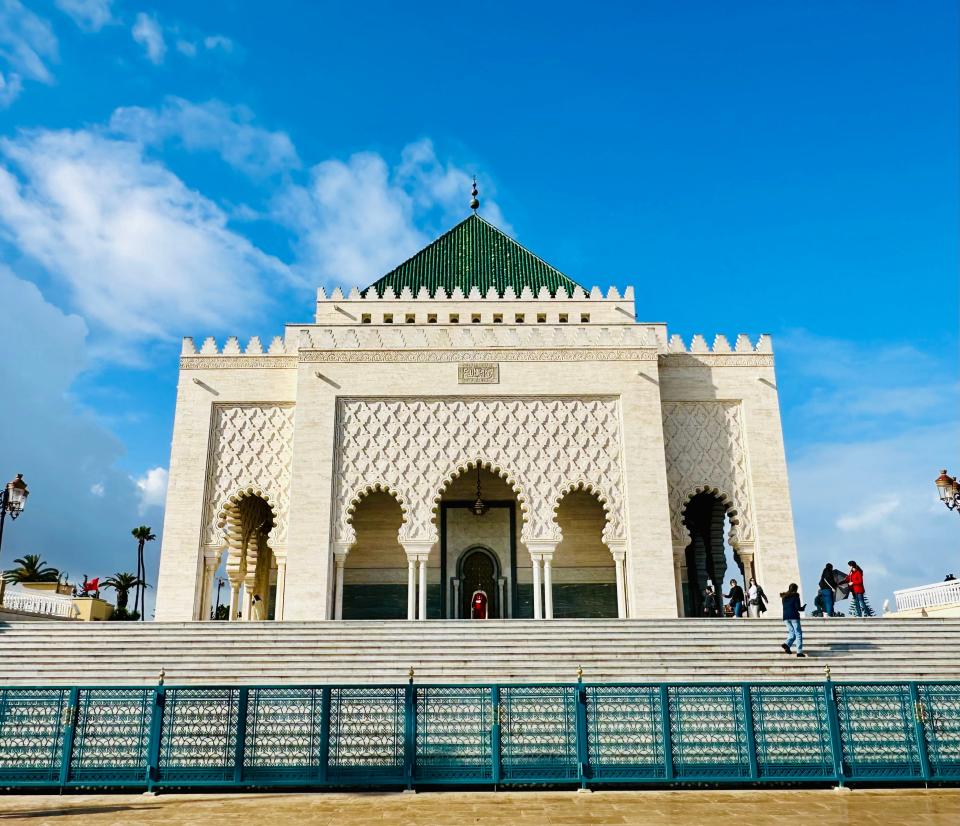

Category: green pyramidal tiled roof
[364, 213, 583, 297]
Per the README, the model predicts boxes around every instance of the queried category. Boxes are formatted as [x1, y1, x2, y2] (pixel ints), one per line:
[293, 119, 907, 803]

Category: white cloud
[278, 138, 509, 286]
[55, 0, 113, 32]
[836, 496, 900, 532]
[0, 0, 58, 106]
[0, 265, 158, 592]
[132, 12, 165, 65]
[110, 97, 299, 176]
[175, 39, 196, 57]
[0, 126, 292, 352]
[203, 34, 233, 52]
[134, 466, 168, 512]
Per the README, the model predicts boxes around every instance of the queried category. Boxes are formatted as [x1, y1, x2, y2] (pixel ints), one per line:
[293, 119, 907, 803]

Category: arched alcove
[680, 490, 742, 616]
[343, 489, 407, 619]
[552, 489, 617, 618]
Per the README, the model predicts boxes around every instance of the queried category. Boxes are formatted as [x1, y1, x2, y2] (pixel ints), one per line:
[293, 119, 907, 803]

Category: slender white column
[407, 558, 416, 620]
[609, 541, 628, 619]
[200, 559, 217, 621]
[672, 541, 687, 618]
[497, 578, 506, 619]
[543, 555, 554, 619]
[228, 582, 241, 621]
[273, 548, 287, 621]
[243, 586, 253, 622]
[532, 555, 543, 620]
[418, 558, 428, 620]
[333, 554, 347, 621]
[453, 578, 461, 618]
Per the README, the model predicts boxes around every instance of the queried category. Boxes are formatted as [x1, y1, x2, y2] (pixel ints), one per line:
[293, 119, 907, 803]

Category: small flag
[83, 578, 100, 592]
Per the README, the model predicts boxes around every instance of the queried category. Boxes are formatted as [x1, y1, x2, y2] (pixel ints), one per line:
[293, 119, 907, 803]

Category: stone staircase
[1, 618, 957, 686]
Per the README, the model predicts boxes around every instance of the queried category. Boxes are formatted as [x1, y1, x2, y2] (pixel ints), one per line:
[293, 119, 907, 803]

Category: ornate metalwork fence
[0, 679, 958, 790]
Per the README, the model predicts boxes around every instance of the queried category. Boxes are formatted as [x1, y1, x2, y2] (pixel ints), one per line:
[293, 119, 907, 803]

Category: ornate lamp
[935, 470, 960, 514]
[0, 472, 29, 565]
[472, 465, 489, 517]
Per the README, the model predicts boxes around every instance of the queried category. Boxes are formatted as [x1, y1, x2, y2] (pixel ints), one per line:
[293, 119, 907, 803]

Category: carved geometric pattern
[203, 404, 295, 546]
[834, 684, 922, 778]
[499, 685, 579, 781]
[585, 685, 666, 779]
[661, 401, 754, 543]
[749, 685, 833, 778]
[667, 686, 750, 778]
[0, 688, 69, 781]
[158, 688, 240, 781]
[327, 687, 404, 774]
[244, 688, 324, 769]
[334, 397, 626, 545]
[70, 689, 152, 781]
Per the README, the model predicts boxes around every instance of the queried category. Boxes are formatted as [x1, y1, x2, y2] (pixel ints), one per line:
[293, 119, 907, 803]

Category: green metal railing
[0, 676, 957, 790]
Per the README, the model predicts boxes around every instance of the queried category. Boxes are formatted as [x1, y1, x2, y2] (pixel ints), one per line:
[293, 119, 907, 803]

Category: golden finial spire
[470, 176, 479, 211]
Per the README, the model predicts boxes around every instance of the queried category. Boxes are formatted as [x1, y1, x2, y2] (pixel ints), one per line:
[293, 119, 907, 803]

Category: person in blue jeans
[780, 583, 807, 657]
[818, 563, 836, 617]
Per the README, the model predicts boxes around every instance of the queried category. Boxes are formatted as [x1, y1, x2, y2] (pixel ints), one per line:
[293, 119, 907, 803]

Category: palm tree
[3, 554, 60, 584]
[102, 572, 144, 610]
[131, 526, 156, 621]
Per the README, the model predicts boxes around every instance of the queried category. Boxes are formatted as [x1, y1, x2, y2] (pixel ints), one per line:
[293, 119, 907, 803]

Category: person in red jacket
[847, 560, 867, 617]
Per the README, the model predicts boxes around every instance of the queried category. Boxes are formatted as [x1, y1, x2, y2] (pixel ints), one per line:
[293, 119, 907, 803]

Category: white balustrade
[894, 580, 960, 612]
[1, 586, 80, 618]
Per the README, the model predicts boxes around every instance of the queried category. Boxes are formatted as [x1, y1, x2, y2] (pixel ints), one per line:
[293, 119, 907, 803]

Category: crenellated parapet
[315, 284, 638, 326]
[658, 333, 774, 367]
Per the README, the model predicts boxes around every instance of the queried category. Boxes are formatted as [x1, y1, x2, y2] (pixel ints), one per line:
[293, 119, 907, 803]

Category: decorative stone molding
[181, 356, 297, 370]
[658, 354, 774, 368]
[202, 404, 295, 546]
[332, 397, 627, 547]
[661, 401, 754, 545]
[301, 348, 656, 364]
[318, 285, 635, 301]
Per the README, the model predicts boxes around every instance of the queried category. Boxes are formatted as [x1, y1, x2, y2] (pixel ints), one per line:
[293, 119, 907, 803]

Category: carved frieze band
[333, 397, 627, 547]
[661, 401, 754, 544]
[659, 354, 774, 368]
[182, 357, 297, 369]
[300, 348, 657, 363]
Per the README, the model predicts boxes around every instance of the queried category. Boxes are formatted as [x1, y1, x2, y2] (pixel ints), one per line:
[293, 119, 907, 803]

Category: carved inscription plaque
[458, 363, 499, 384]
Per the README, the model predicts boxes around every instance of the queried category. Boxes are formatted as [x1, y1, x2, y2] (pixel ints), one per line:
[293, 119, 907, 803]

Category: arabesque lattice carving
[334, 397, 626, 546]
[661, 401, 754, 544]
[203, 404, 295, 546]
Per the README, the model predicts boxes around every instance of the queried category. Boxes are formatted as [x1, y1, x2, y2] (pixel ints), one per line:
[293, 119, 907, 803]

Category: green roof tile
[364, 213, 583, 297]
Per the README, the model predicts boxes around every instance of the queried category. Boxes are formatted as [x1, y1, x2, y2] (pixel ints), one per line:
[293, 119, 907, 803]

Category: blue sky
[0, 0, 956, 615]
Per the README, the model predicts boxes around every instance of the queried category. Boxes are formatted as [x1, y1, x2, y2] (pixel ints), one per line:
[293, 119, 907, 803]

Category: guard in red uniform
[470, 588, 488, 619]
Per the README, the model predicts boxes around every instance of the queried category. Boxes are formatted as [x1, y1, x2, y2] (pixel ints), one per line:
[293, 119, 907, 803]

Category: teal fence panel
[156, 688, 241, 785]
[414, 686, 493, 783]
[668, 685, 750, 780]
[583, 685, 666, 782]
[834, 684, 922, 781]
[243, 687, 325, 785]
[917, 683, 960, 781]
[326, 686, 405, 785]
[68, 688, 152, 786]
[499, 685, 578, 782]
[749, 684, 834, 781]
[0, 680, 958, 790]
[0, 687, 70, 786]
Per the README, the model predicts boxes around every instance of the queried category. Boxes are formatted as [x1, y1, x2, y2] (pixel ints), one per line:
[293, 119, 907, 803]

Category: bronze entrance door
[460, 548, 498, 619]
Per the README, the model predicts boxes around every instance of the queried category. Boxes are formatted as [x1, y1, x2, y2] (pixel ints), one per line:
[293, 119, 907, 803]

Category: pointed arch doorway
[457, 546, 501, 619]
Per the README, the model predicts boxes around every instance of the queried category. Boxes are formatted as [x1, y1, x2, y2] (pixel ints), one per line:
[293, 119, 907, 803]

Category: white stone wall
[155, 296, 799, 621]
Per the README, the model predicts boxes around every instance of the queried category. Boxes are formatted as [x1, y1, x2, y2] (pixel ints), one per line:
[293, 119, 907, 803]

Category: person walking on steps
[780, 583, 807, 657]
[725, 579, 745, 617]
[818, 563, 837, 617]
[702, 585, 718, 617]
[747, 577, 768, 617]
[848, 560, 867, 617]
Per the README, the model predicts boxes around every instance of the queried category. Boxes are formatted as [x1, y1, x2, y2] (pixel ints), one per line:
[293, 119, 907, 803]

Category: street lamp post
[0, 473, 29, 563]
[935, 470, 960, 515]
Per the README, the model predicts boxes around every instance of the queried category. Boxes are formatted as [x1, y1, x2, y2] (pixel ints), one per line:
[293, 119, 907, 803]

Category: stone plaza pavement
[1, 789, 958, 825]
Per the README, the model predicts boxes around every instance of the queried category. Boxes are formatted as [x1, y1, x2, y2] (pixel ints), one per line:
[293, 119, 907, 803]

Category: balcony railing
[894, 579, 960, 612]
[0, 586, 79, 619]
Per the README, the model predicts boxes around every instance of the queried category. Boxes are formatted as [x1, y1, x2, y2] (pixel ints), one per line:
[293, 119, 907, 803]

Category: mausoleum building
[154, 205, 800, 623]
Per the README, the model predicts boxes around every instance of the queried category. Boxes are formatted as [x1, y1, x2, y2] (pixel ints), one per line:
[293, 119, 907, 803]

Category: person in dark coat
[702, 585, 718, 617]
[780, 583, 807, 657]
[724, 579, 745, 617]
[818, 563, 837, 617]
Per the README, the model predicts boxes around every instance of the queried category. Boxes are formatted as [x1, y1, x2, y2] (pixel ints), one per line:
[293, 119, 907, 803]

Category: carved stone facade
[333, 397, 626, 546]
[154, 212, 800, 623]
[202, 404, 295, 547]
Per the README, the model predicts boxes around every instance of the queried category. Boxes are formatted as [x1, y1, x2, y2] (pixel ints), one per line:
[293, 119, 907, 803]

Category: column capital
[607, 538, 627, 563]
[332, 540, 352, 559]
[202, 546, 222, 563]
[402, 539, 433, 561]
[526, 539, 557, 560]
[271, 544, 288, 563]
[672, 540, 688, 558]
